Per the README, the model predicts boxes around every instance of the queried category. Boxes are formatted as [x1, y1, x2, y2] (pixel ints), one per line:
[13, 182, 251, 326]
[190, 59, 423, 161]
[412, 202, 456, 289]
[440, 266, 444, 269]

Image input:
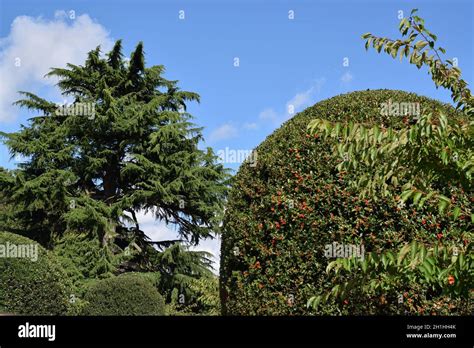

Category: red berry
[448, 275, 455, 285]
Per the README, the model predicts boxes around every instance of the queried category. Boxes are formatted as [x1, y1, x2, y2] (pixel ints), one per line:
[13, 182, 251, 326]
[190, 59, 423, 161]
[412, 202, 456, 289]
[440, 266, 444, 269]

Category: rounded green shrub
[0, 231, 71, 315]
[82, 273, 165, 315]
[220, 89, 471, 315]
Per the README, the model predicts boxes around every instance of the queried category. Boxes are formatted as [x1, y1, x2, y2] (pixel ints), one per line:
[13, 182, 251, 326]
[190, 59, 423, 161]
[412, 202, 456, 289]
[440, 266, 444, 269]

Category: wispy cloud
[258, 108, 279, 123]
[242, 122, 259, 130]
[0, 12, 113, 122]
[208, 123, 238, 143]
[257, 78, 326, 126]
[285, 78, 325, 118]
[340, 71, 353, 84]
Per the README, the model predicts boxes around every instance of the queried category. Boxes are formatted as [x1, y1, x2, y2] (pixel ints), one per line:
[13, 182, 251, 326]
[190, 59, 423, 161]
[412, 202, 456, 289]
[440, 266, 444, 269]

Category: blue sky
[0, 0, 472, 269]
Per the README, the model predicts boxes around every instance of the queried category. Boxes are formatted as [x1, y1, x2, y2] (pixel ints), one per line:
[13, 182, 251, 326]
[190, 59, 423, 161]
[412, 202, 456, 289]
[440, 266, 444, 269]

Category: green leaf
[438, 198, 449, 214]
[381, 254, 388, 269]
[400, 189, 413, 203]
[387, 252, 396, 265]
[397, 244, 411, 265]
[412, 191, 423, 205]
[361, 259, 368, 273]
[326, 260, 339, 274]
[458, 253, 465, 268]
[399, 18, 409, 32]
[307, 295, 321, 309]
[422, 259, 433, 274]
[415, 41, 428, 50]
[452, 206, 461, 220]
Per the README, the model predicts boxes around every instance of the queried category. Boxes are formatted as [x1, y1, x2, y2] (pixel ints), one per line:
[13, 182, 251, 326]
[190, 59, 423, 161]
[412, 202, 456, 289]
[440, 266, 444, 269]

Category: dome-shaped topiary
[220, 89, 470, 315]
[82, 273, 165, 315]
[0, 231, 71, 315]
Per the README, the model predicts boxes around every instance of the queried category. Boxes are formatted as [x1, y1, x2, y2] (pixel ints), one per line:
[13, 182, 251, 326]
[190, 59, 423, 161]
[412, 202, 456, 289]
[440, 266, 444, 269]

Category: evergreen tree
[150, 242, 214, 304]
[0, 41, 228, 273]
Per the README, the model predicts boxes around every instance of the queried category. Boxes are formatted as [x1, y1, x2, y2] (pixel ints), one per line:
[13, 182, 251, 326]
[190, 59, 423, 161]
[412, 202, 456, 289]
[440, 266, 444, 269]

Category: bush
[82, 273, 165, 315]
[220, 89, 471, 315]
[0, 231, 71, 315]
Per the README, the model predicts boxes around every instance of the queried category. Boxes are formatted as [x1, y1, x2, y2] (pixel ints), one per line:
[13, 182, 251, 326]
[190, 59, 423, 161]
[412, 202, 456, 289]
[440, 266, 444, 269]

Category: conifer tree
[0, 41, 228, 273]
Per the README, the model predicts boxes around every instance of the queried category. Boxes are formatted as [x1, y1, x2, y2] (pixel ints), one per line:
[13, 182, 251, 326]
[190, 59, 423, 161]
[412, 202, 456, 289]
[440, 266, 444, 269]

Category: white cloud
[285, 87, 314, 114]
[142, 220, 177, 242]
[137, 210, 220, 273]
[0, 13, 114, 122]
[258, 108, 278, 123]
[285, 78, 326, 117]
[209, 123, 238, 143]
[135, 210, 159, 225]
[189, 234, 221, 274]
[242, 122, 258, 130]
[340, 71, 353, 84]
[258, 78, 326, 126]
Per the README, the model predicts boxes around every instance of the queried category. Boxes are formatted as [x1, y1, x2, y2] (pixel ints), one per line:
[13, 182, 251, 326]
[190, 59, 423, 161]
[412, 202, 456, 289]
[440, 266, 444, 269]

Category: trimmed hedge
[220, 89, 471, 315]
[0, 231, 71, 315]
[82, 273, 165, 315]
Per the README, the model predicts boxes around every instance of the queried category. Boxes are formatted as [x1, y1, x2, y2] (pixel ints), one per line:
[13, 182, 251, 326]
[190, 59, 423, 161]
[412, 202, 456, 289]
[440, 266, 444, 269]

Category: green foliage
[81, 273, 165, 316]
[0, 39, 228, 257]
[0, 168, 16, 233]
[363, 8, 473, 115]
[308, 242, 473, 315]
[220, 89, 470, 315]
[188, 276, 221, 315]
[305, 10, 473, 315]
[307, 112, 472, 219]
[309, 10, 473, 219]
[53, 232, 119, 290]
[0, 40, 227, 315]
[167, 275, 220, 315]
[151, 242, 214, 303]
[0, 232, 71, 315]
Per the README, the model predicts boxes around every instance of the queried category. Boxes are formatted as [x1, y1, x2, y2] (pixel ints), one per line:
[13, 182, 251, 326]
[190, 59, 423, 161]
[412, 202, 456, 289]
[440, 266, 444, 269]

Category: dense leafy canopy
[220, 89, 471, 315]
[306, 10, 473, 314]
